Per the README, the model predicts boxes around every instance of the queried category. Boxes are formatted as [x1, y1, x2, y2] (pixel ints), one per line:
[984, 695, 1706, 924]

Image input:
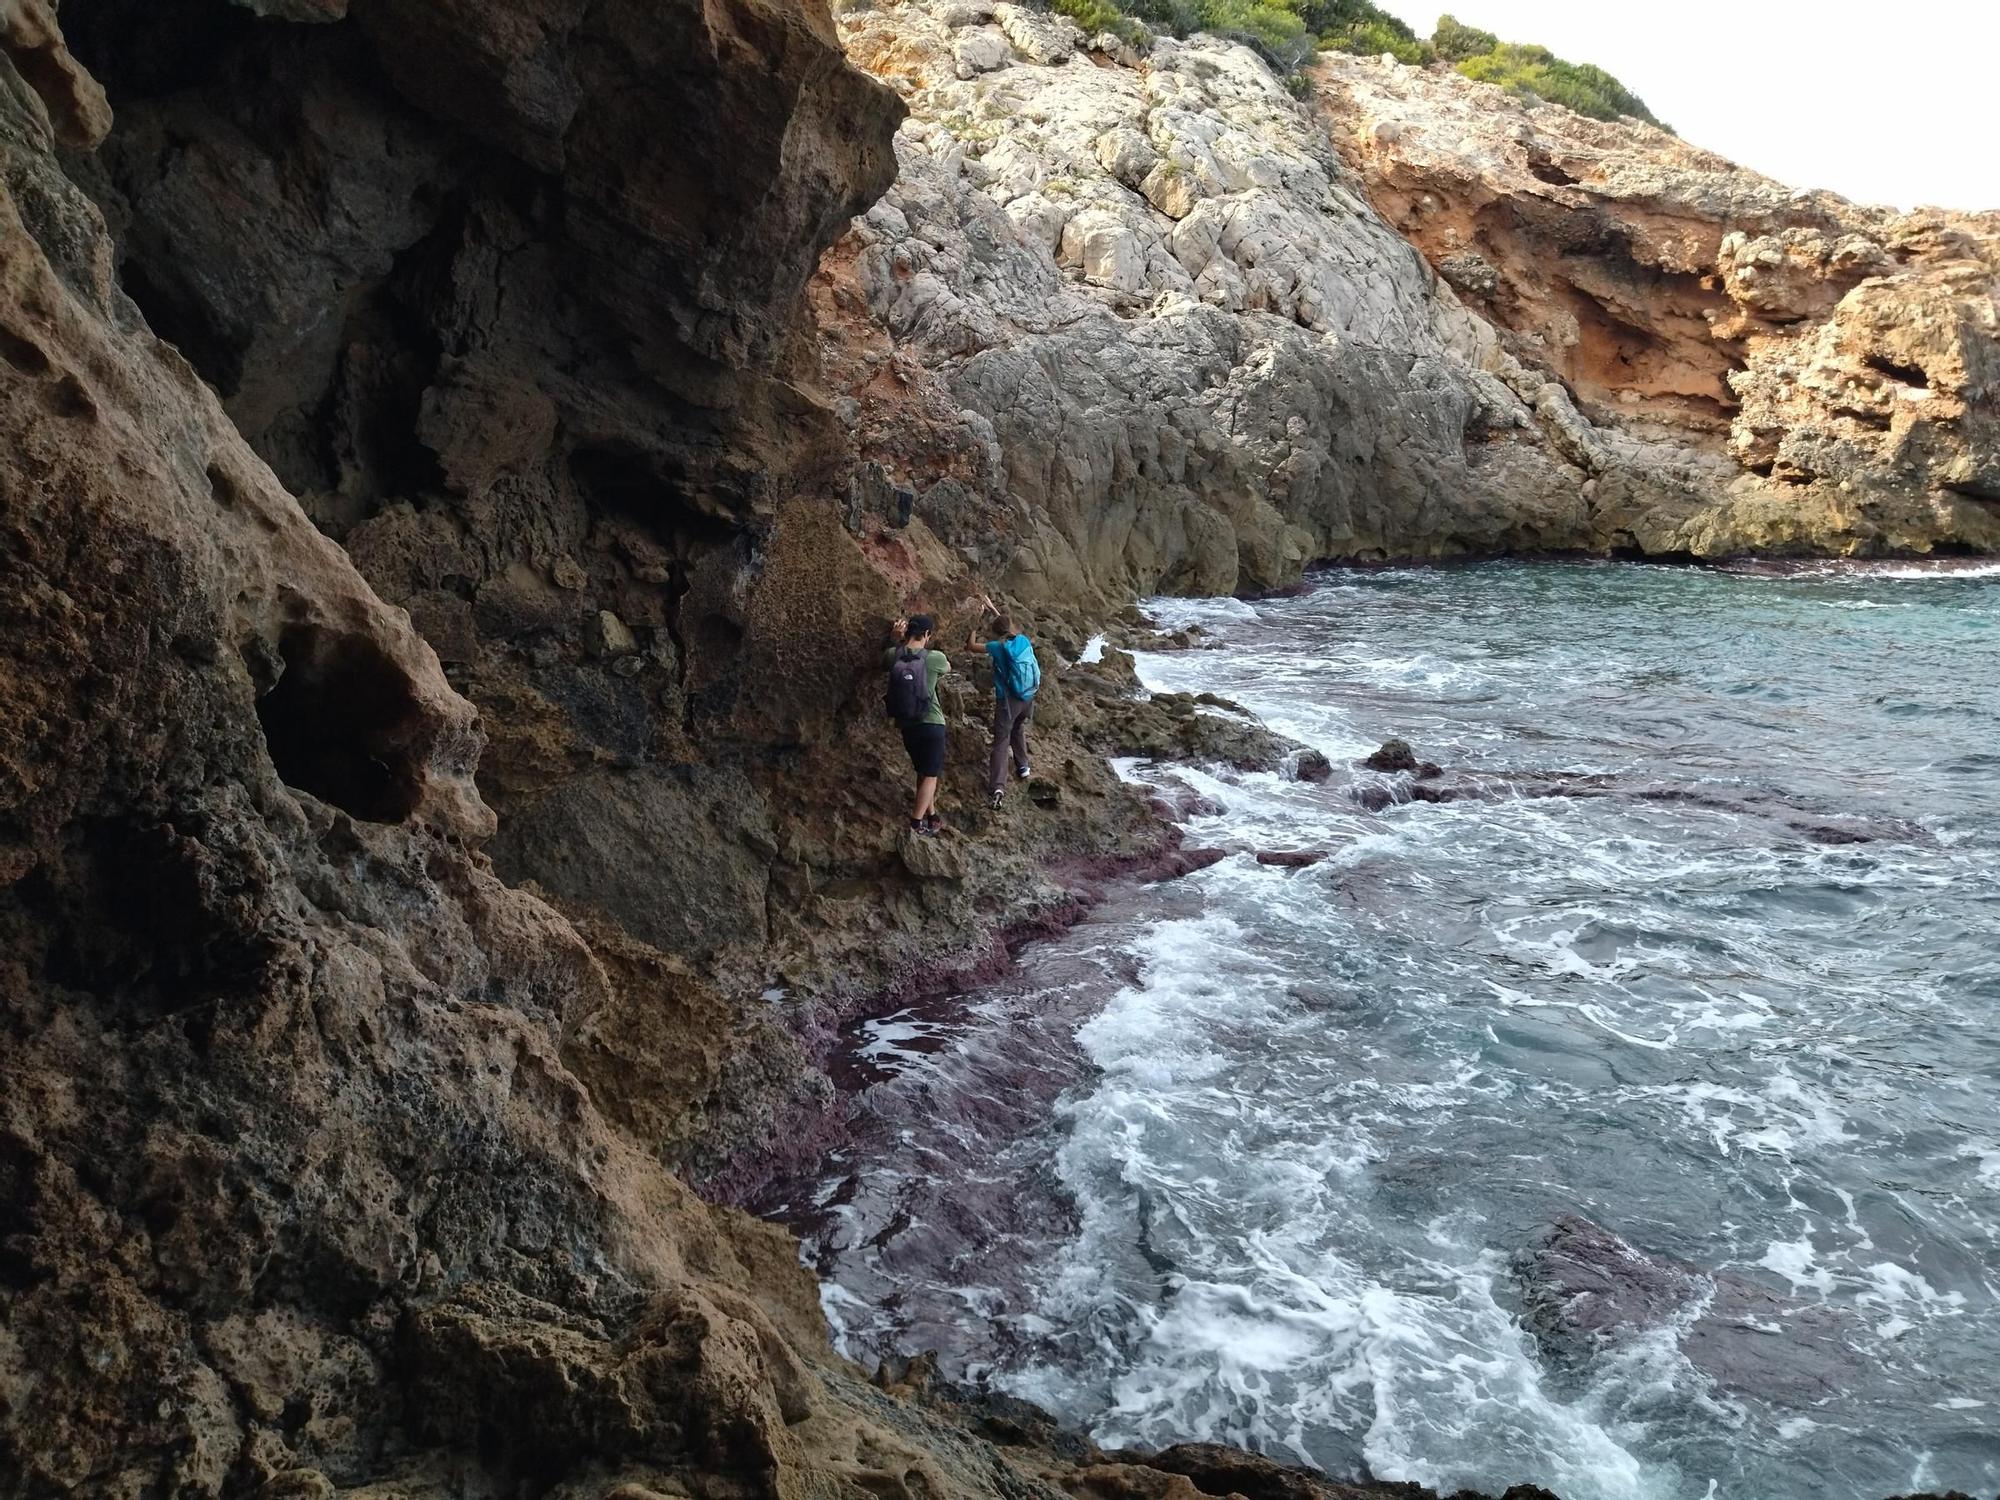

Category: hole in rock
[253, 626, 427, 822]
[59, 0, 257, 104]
[0, 1134, 41, 1290]
[1864, 354, 1929, 390]
[693, 612, 746, 659]
[1835, 403, 1892, 432]
[0, 324, 51, 376]
[1528, 157, 1581, 188]
[116, 256, 243, 397]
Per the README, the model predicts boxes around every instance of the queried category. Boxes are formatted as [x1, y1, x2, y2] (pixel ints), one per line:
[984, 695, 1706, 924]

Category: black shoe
[910, 818, 937, 838]
[989, 788, 1005, 810]
[920, 813, 944, 836]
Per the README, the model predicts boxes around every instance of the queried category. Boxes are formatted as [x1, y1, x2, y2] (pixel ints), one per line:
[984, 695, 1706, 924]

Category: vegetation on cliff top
[1046, 0, 1666, 127]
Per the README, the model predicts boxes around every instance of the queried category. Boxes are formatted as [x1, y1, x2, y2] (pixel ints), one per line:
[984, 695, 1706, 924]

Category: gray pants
[989, 696, 1033, 791]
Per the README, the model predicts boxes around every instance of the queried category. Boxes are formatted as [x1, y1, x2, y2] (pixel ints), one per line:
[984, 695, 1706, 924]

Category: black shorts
[900, 721, 946, 778]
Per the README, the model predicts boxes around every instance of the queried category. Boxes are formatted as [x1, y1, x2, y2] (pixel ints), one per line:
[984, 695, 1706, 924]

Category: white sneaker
[1016, 764, 1032, 780]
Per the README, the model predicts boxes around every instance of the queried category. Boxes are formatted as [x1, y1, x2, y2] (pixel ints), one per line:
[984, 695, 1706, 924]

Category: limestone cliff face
[1314, 50, 2000, 556]
[821, 4, 2000, 578]
[824, 0, 1598, 605]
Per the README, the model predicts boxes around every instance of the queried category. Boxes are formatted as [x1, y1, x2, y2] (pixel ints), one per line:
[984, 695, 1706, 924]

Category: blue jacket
[986, 633, 1040, 701]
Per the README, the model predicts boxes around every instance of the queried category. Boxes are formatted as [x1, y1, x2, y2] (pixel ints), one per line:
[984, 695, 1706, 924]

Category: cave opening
[252, 626, 427, 822]
[112, 254, 247, 400]
[0, 1133, 41, 1290]
[567, 440, 745, 661]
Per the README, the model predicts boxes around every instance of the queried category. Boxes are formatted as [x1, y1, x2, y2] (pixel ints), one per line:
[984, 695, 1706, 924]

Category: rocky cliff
[1314, 49, 2000, 555]
[45, 0, 1222, 1197]
[0, 2, 1382, 1497]
[821, 1, 2000, 573]
[3, 0, 1996, 1497]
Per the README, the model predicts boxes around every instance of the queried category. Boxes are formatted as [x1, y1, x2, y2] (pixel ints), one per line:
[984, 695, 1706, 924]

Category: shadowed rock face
[0, 9, 857, 1491]
[47, 0, 1197, 1183]
[63, 0, 904, 522]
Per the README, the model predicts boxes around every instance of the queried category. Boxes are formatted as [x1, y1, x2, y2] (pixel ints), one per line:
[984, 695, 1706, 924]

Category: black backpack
[886, 648, 930, 724]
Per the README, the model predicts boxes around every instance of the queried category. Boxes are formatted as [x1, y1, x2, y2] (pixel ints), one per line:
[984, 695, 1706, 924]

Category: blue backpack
[996, 637, 1041, 701]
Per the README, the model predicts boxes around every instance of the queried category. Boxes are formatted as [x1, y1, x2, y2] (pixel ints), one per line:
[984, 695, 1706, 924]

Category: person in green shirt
[885, 613, 950, 837]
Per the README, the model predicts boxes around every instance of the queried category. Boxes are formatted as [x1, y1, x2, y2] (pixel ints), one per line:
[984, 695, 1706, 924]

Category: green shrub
[1301, 0, 1431, 61]
[1455, 41, 1661, 126]
[1014, 0, 1667, 127]
[1197, 0, 1315, 70]
[1126, 0, 1201, 35]
[1323, 16, 1430, 63]
[1057, 0, 1151, 44]
[1430, 12, 1496, 61]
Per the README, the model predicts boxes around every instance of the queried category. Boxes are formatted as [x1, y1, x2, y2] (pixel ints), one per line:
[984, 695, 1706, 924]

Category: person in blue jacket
[979, 613, 1040, 809]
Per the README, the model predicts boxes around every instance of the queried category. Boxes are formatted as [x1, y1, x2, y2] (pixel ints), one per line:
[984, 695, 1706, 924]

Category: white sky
[1370, 0, 2000, 211]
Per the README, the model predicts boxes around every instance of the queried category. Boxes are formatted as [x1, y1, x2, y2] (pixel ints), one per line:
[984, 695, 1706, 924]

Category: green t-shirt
[884, 646, 949, 727]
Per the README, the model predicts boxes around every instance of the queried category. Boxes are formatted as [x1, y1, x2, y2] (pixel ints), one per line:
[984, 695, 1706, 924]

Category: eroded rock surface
[1316, 51, 2000, 555]
[823, 0, 1602, 608]
[0, 10, 864, 1491]
[48, 0, 1196, 1186]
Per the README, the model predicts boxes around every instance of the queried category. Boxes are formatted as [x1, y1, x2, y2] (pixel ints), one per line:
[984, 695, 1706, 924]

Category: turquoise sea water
[764, 560, 2000, 1500]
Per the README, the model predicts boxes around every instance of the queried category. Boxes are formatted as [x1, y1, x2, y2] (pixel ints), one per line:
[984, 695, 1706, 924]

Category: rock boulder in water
[1294, 749, 1335, 783]
[1519, 1216, 1864, 1404]
[1362, 738, 1422, 772]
